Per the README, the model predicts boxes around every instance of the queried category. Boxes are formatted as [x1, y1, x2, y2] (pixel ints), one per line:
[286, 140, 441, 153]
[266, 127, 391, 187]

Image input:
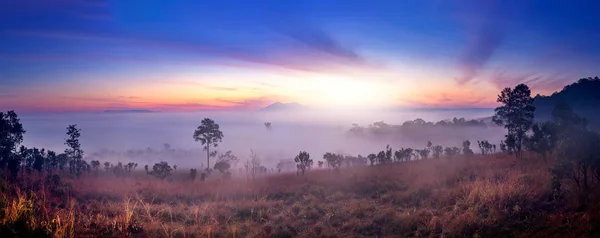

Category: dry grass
[1, 154, 599, 237]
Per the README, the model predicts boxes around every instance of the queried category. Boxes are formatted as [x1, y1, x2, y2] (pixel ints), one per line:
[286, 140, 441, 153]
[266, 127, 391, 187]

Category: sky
[1, 0, 600, 112]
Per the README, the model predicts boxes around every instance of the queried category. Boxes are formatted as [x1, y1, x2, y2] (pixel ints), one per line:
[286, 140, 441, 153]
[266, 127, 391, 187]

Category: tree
[444, 147, 460, 158]
[264, 122, 272, 131]
[323, 152, 342, 170]
[492, 84, 536, 159]
[148, 161, 173, 180]
[432, 145, 443, 158]
[105, 162, 112, 172]
[462, 140, 474, 156]
[245, 150, 261, 181]
[0, 110, 26, 178]
[214, 161, 231, 178]
[189, 168, 198, 182]
[294, 151, 312, 176]
[367, 153, 377, 166]
[193, 118, 224, 170]
[91, 160, 100, 174]
[477, 140, 494, 155]
[65, 124, 86, 176]
[524, 122, 557, 160]
[218, 150, 239, 168]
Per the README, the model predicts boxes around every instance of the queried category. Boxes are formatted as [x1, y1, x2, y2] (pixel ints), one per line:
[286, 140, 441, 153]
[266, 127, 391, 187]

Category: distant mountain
[103, 109, 154, 114]
[534, 77, 600, 129]
[259, 102, 304, 112]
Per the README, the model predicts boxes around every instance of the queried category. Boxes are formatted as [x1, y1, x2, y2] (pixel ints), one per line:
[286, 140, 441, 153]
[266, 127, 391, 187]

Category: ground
[1, 153, 599, 237]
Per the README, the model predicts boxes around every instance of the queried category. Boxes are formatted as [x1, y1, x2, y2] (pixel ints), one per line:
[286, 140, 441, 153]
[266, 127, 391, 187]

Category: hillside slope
[534, 77, 600, 129]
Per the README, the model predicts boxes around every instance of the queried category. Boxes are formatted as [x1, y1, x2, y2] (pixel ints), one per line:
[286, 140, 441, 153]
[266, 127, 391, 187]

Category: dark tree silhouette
[264, 122, 272, 131]
[524, 122, 557, 160]
[432, 145, 443, 158]
[65, 124, 86, 176]
[91, 160, 100, 174]
[462, 140, 474, 156]
[148, 161, 173, 180]
[492, 84, 535, 159]
[294, 151, 312, 176]
[189, 168, 198, 182]
[0, 110, 26, 178]
[323, 152, 342, 170]
[193, 118, 224, 170]
[367, 153, 376, 166]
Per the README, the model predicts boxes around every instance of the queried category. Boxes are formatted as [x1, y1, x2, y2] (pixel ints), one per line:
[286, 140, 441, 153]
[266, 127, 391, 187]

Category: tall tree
[193, 118, 224, 170]
[0, 111, 26, 178]
[492, 84, 536, 159]
[65, 124, 85, 176]
[294, 151, 312, 176]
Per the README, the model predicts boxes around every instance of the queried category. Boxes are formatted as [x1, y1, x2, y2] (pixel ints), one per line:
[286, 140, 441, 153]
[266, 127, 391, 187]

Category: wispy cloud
[454, 0, 512, 85]
[487, 70, 575, 94]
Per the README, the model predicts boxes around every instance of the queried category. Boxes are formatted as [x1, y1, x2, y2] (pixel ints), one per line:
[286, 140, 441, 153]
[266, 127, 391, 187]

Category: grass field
[1, 153, 599, 237]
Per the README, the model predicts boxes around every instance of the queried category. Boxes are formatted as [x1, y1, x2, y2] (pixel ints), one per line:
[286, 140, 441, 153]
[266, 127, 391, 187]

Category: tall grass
[0, 154, 598, 237]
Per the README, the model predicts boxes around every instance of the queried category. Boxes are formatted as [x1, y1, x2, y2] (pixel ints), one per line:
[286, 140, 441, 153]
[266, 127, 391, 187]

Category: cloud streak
[455, 0, 511, 85]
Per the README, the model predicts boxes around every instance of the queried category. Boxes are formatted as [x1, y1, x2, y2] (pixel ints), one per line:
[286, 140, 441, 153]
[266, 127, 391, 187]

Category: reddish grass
[1, 154, 599, 237]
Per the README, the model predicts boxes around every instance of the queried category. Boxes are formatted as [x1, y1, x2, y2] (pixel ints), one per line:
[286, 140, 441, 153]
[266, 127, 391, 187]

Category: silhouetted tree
[477, 140, 494, 155]
[91, 160, 100, 174]
[148, 161, 173, 180]
[0, 110, 26, 178]
[444, 147, 460, 158]
[294, 151, 312, 176]
[65, 124, 86, 176]
[323, 152, 342, 170]
[432, 145, 443, 158]
[492, 84, 535, 159]
[524, 122, 558, 160]
[264, 122, 272, 131]
[499, 141, 507, 153]
[317, 161, 324, 168]
[193, 118, 224, 170]
[462, 140, 474, 156]
[189, 168, 198, 182]
[367, 153, 377, 166]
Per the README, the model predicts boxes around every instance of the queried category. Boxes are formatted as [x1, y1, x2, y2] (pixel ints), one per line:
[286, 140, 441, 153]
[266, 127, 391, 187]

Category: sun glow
[312, 76, 390, 109]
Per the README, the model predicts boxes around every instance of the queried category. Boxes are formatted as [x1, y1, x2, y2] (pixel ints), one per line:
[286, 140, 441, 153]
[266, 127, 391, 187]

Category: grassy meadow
[1, 153, 599, 238]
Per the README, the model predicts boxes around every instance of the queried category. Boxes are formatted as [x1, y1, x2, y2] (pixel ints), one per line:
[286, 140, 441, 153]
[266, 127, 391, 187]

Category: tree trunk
[206, 143, 210, 171]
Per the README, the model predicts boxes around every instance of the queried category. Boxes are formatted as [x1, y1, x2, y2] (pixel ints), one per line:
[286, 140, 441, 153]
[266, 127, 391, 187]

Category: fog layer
[18, 109, 505, 169]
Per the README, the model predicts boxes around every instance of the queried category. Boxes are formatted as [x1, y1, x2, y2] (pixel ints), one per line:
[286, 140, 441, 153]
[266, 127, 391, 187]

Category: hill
[259, 102, 304, 112]
[102, 109, 154, 114]
[534, 77, 600, 129]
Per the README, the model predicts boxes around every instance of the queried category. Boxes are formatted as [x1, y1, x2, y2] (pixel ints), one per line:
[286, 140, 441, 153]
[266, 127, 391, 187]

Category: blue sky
[1, 0, 599, 112]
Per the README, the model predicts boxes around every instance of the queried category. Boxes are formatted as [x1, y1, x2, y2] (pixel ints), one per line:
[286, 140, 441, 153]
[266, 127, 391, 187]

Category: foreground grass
[1, 154, 599, 237]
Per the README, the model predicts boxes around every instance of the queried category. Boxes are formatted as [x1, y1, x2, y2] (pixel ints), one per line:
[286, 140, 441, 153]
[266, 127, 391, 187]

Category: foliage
[444, 147, 460, 158]
[394, 148, 413, 162]
[462, 140, 474, 156]
[477, 140, 494, 155]
[432, 145, 443, 158]
[492, 84, 536, 159]
[323, 152, 342, 170]
[294, 151, 312, 176]
[524, 122, 557, 159]
[367, 153, 376, 166]
[193, 118, 224, 170]
[148, 161, 173, 180]
[0, 110, 26, 178]
[65, 125, 88, 176]
[189, 168, 198, 181]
